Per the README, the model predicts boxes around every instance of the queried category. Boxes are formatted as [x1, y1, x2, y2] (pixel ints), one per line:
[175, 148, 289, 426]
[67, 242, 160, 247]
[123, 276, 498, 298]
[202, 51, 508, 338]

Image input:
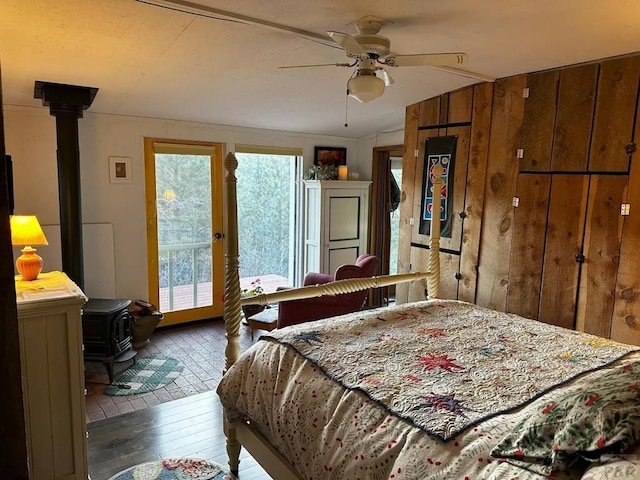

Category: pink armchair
[277, 254, 380, 329]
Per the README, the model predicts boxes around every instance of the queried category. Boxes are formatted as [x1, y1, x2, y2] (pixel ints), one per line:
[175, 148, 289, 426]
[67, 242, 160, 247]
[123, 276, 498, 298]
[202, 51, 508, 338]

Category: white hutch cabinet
[15, 271, 88, 480]
[303, 180, 371, 275]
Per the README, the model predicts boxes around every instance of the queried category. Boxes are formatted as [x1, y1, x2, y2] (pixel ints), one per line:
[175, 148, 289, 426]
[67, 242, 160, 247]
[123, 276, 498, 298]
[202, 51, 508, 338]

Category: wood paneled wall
[397, 53, 640, 345]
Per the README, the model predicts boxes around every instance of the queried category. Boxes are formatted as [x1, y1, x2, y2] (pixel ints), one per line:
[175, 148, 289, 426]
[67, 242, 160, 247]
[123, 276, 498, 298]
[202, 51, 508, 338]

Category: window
[235, 145, 303, 287]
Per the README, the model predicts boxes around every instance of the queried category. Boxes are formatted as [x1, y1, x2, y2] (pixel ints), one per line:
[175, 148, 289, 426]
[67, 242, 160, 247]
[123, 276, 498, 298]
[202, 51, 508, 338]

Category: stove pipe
[34, 81, 98, 290]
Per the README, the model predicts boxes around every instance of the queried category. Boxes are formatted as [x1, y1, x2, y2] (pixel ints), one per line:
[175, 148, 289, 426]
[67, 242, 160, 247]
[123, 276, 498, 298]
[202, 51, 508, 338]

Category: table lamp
[10, 215, 49, 281]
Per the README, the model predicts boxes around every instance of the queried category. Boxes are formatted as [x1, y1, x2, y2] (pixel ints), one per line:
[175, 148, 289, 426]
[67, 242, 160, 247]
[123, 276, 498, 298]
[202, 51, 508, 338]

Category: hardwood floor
[86, 300, 282, 479]
[88, 389, 271, 480]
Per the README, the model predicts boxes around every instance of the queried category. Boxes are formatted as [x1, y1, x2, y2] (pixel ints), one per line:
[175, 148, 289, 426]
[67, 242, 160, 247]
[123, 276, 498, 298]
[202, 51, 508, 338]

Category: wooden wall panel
[589, 56, 640, 172]
[458, 83, 493, 303]
[476, 75, 526, 311]
[419, 97, 441, 127]
[576, 175, 628, 337]
[406, 247, 459, 301]
[611, 106, 640, 344]
[538, 175, 588, 329]
[447, 87, 473, 123]
[440, 252, 460, 299]
[407, 246, 429, 302]
[439, 93, 449, 125]
[402, 54, 640, 341]
[506, 174, 551, 320]
[396, 103, 420, 304]
[551, 64, 598, 171]
[520, 71, 559, 171]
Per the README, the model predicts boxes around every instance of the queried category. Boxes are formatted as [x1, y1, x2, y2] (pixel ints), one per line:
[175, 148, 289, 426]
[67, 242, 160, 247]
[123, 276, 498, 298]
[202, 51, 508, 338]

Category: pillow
[580, 442, 640, 479]
[491, 361, 640, 476]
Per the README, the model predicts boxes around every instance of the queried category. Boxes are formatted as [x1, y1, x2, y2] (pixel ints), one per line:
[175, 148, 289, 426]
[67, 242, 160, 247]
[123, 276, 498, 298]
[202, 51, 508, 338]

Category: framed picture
[314, 146, 347, 166]
[109, 156, 131, 183]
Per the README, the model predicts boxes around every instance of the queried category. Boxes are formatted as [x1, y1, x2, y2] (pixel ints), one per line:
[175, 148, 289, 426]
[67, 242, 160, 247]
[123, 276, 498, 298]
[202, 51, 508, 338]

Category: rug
[108, 458, 236, 480]
[104, 354, 184, 396]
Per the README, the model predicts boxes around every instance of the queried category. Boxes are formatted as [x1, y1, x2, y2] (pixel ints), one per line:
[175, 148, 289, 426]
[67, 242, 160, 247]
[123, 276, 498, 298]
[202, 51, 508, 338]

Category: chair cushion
[303, 272, 334, 286]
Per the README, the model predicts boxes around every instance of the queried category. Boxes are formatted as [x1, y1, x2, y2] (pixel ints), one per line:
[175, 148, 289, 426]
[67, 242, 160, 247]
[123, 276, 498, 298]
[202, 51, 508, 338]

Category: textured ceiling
[1, 0, 639, 138]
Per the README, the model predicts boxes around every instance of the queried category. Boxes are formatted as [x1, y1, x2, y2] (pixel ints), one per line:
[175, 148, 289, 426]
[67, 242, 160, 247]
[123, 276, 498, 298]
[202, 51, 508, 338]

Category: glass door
[389, 156, 403, 275]
[144, 139, 224, 326]
[235, 146, 302, 289]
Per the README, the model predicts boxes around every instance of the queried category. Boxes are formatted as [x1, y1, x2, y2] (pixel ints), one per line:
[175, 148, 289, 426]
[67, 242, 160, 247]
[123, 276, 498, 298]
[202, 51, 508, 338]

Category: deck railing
[158, 242, 289, 313]
[159, 242, 211, 311]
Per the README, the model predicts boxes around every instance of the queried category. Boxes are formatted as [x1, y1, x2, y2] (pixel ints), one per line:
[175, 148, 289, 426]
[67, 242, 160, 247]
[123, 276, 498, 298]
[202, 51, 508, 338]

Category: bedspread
[262, 300, 636, 440]
[217, 300, 640, 479]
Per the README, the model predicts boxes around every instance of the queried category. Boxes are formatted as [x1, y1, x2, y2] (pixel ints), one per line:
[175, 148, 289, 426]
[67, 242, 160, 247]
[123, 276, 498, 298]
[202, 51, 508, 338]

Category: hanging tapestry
[419, 135, 457, 238]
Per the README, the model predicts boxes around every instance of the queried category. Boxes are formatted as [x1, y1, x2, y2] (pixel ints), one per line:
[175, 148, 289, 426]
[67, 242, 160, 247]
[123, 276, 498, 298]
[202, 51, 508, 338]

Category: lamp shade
[10, 215, 49, 246]
[10, 215, 49, 281]
[348, 74, 385, 103]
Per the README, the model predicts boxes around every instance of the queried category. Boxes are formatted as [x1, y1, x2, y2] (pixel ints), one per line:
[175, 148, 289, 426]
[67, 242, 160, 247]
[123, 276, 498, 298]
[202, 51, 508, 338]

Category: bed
[217, 153, 640, 479]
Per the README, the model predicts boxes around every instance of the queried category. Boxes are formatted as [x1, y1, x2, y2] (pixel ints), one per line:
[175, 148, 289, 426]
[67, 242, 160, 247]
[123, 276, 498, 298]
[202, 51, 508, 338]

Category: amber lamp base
[16, 246, 44, 281]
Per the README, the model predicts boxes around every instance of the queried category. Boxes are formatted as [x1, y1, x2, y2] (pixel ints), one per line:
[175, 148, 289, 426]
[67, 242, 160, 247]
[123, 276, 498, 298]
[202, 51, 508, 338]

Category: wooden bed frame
[221, 152, 443, 478]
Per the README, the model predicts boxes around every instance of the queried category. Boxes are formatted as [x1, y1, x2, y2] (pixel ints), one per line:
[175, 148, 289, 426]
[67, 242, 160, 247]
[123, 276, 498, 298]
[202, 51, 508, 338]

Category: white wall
[4, 105, 371, 301]
[355, 126, 406, 179]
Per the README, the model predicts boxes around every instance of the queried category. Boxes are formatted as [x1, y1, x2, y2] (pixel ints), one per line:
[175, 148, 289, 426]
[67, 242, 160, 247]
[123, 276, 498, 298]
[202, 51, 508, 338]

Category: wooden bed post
[223, 152, 241, 474]
[427, 164, 443, 299]
[219, 152, 442, 478]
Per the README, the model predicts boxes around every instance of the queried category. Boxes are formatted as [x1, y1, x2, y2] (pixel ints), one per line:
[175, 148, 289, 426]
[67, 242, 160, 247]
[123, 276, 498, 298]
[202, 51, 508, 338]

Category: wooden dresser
[15, 271, 88, 480]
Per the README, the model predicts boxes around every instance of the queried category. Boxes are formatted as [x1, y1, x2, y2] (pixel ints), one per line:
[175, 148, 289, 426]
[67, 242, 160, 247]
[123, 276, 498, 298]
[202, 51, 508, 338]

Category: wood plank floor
[87, 389, 272, 480]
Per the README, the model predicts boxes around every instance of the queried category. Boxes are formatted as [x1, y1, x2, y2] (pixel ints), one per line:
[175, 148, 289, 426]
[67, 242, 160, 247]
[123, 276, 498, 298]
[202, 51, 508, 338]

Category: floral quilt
[263, 300, 637, 441]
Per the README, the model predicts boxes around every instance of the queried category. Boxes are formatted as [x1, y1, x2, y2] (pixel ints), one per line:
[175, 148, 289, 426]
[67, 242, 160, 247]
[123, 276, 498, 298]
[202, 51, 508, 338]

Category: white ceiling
[1, 0, 639, 139]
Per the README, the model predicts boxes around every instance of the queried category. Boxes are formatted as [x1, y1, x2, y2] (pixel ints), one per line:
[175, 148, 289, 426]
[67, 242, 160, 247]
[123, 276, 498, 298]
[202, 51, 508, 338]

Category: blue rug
[108, 458, 236, 480]
[104, 354, 184, 396]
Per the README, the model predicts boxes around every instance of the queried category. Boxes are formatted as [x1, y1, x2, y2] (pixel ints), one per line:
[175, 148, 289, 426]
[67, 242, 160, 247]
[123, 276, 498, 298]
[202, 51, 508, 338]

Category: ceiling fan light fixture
[347, 73, 385, 103]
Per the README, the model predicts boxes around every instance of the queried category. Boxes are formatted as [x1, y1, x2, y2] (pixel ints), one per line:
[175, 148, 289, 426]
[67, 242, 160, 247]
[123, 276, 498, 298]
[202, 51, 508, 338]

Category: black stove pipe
[34, 81, 98, 290]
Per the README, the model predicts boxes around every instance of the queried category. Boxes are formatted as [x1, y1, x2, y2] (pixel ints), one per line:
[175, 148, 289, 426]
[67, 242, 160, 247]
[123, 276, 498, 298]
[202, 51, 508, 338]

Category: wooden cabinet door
[576, 175, 628, 336]
[551, 64, 598, 172]
[520, 71, 559, 171]
[508, 173, 626, 332]
[589, 56, 640, 172]
[538, 175, 589, 329]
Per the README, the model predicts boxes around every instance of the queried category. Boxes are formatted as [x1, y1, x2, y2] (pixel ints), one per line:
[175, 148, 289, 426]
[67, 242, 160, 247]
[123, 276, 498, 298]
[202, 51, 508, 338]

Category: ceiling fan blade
[136, 0, 339, 49]
[433, 66, 495, 83]
[279, 62, 353, 69]
[386, 53, 468, 67]
[327, 31, 367, 57]
[376, 68, 394, 86]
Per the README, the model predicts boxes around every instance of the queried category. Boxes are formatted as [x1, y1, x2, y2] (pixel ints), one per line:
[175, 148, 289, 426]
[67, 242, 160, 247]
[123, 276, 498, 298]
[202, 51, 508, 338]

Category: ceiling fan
[281, 16, 485, 103]
[136, 1, 494, 103]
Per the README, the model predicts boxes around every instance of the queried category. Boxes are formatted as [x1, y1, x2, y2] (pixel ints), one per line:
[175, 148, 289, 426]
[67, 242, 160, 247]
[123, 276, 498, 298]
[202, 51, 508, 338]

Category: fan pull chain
[344, 89, 349, 128]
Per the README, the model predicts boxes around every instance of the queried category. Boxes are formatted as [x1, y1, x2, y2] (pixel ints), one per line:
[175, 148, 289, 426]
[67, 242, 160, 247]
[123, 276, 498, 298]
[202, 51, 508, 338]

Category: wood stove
[82, 298, 136, 383]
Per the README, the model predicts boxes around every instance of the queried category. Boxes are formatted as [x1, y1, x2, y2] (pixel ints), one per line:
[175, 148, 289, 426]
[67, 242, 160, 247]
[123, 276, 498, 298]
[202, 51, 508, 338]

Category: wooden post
[427, 164, 443, 299]
[222, 152, 241, 474]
